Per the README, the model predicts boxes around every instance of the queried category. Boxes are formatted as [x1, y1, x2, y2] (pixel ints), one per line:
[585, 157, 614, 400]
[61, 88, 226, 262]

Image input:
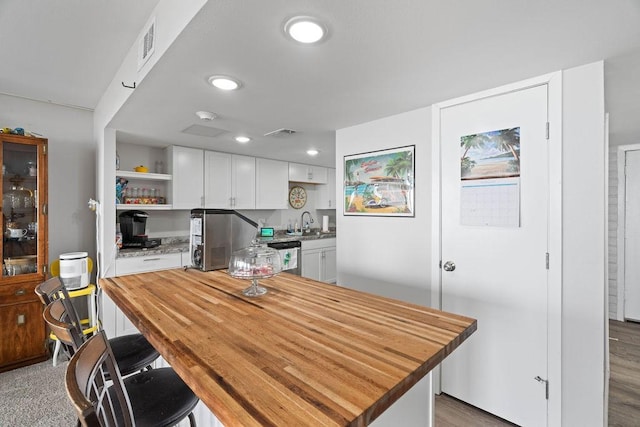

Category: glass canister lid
[228, 242, 282, 279]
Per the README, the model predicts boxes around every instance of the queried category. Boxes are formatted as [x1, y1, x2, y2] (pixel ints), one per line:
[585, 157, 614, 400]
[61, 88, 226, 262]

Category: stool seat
[112, 367, 199, 426]
[109, 333, 160, 376]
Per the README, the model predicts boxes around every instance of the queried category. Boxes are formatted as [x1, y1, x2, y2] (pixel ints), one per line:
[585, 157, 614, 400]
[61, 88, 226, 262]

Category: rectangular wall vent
[137, 17, 156, 71]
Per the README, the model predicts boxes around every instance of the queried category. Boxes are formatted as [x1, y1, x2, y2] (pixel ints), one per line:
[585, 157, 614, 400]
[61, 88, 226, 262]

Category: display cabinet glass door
[2, 142, 39, 277]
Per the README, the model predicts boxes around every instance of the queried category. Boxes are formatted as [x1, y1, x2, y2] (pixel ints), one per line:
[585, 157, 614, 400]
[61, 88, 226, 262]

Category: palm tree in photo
[495, 127, 520, 163]
[345, 162, 355, 184]
[493, 128, 520, 174]
[384, 151, 413, 178]
[460, 133, 486, 176]
[460, 133, 488, 161]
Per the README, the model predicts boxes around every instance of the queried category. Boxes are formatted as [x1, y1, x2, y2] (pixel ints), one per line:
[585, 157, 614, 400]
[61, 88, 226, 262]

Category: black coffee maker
[118, 211, 160, 249]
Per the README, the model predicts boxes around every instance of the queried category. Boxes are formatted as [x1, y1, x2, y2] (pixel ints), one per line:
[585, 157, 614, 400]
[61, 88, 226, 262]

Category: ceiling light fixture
[306, 149, 319, 156]
[208, 75, 242, 90]
[195, 111, 217, 121]
[284, 16, 327, 44]
[235, 136, 251, 143]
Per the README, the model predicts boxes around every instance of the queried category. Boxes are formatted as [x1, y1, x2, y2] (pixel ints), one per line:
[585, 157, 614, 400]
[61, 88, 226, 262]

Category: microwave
[189, 209, 258, 271]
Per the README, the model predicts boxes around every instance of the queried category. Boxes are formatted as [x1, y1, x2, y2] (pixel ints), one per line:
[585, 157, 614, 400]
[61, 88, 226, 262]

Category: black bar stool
[44, 300, 198, 426]
[35, 276, 160, 377]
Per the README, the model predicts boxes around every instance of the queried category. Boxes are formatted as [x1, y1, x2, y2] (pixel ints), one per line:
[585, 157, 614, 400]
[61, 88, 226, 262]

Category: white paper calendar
[460, 177, 520, 227]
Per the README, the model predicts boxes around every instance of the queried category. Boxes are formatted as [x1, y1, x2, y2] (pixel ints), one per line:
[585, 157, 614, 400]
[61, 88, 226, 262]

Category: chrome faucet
[301, 211, 314, 233]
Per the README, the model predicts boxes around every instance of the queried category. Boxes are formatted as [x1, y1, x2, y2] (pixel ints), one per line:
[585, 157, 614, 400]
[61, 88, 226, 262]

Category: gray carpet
[0, 358, 76, 426]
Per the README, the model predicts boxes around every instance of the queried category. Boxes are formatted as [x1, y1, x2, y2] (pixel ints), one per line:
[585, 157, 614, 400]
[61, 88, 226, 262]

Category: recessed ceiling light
[195, 111, 217, 121]
[307, 149, 319, 156]
[235, 136, 251, 143]
[208, 75, 241, 90]
[284, 16, 327, 44]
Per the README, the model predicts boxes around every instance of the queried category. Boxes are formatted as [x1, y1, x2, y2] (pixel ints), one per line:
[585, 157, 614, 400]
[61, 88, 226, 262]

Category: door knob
[443, 261, 456, 272]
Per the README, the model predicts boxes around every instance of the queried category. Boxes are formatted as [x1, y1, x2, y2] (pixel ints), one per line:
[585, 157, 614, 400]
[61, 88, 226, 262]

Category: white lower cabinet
[102, 253, 185, 338]
[301, 238, 336, 283]
[115, 253, 182, 276]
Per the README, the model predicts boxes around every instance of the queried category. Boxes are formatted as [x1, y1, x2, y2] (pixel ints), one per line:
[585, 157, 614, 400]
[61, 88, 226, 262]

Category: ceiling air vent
[181, 124, 228, 138]
[264, 128, 297, 137]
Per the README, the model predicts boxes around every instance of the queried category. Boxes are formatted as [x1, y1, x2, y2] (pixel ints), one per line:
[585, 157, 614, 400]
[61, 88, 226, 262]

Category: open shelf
[116, 204, 173, 211]
[116, 171, 171, 181]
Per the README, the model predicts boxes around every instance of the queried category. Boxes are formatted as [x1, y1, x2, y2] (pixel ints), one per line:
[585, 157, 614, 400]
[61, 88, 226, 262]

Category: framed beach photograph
[460, 127, 520, 180]
[344, 145, 415, 216]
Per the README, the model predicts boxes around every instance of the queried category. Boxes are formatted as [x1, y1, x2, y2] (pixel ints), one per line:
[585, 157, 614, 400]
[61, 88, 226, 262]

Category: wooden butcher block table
[100, 268, 476, 427]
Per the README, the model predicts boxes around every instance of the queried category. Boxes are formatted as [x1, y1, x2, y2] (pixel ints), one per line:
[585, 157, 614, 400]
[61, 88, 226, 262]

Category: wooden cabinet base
[0, 300, 49, 372]
[0, 353, 49, 373]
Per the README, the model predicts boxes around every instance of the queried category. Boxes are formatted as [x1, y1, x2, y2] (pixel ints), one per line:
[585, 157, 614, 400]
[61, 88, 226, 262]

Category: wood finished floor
[608, 319, 640, 426]
[434, 320, 640, 426]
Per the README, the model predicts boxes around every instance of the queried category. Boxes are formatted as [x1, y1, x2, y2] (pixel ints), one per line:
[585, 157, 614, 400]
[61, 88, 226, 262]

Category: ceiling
[3, 1, 640, 167]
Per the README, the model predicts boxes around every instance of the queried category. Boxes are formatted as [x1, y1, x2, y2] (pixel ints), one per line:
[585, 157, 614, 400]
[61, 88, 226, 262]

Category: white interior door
[624, 150, 640, 321]
[440, 85, 549, 426]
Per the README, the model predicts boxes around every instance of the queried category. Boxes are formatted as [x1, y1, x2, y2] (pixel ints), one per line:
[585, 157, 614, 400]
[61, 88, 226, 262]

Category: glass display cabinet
[0, 133, 48, 372]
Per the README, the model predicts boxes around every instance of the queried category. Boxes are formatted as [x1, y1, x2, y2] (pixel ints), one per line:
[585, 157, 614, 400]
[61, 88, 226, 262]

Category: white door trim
[615, 143, 640, 321]
[430, 71, 563, 426]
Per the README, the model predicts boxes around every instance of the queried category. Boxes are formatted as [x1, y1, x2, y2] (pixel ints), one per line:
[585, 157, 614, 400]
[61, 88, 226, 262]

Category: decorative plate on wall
[289, 186, 307, 209]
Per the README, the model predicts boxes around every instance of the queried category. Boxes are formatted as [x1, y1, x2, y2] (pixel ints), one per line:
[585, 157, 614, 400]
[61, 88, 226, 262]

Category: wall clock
[289, 186, 307, 209]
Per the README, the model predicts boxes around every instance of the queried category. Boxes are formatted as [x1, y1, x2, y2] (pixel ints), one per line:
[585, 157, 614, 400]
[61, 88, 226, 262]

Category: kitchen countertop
[118, 230, 337, 258]
[100, 269, 476, 426]
[255, 229, 337, 244]
[117, 238, 190, 258]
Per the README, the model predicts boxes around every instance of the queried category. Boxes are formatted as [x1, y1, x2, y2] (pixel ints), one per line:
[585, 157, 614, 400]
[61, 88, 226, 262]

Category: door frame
[430, 71, 563, 426]
[615, 143, 640, 321]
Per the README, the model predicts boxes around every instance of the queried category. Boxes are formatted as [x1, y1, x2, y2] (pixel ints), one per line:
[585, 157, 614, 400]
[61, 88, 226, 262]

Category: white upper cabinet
[204, 151, 255, 209]
[316, 168, 337, 209]
[289, 163, 328, 184]
[232, 155, 256, 209]
[204, 151, 232, 208]
[167, 146, 204, 209]
[256, 158, 288, 209]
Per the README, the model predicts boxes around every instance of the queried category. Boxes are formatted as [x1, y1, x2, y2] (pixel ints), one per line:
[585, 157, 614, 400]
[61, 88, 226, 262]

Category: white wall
[336, 108, 432, 303]
[336, 106, 432, 426]
[0, 94, 96, 267]
[561, 62, 607, 426]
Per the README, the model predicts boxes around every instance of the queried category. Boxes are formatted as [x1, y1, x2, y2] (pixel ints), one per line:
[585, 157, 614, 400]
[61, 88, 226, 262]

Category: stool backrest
[36, 277, 84, 334]
[43, 299, 86, 351]
[66, 330, 134, 427]
[34, 276, 64, 306]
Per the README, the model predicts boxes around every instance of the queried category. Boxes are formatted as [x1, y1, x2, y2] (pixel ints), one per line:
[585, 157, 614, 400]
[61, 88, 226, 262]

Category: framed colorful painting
[343, 145, 415, 216]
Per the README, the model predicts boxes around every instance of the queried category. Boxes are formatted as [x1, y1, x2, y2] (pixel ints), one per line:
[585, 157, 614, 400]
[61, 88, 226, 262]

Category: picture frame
[344, 145, 415, 216]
